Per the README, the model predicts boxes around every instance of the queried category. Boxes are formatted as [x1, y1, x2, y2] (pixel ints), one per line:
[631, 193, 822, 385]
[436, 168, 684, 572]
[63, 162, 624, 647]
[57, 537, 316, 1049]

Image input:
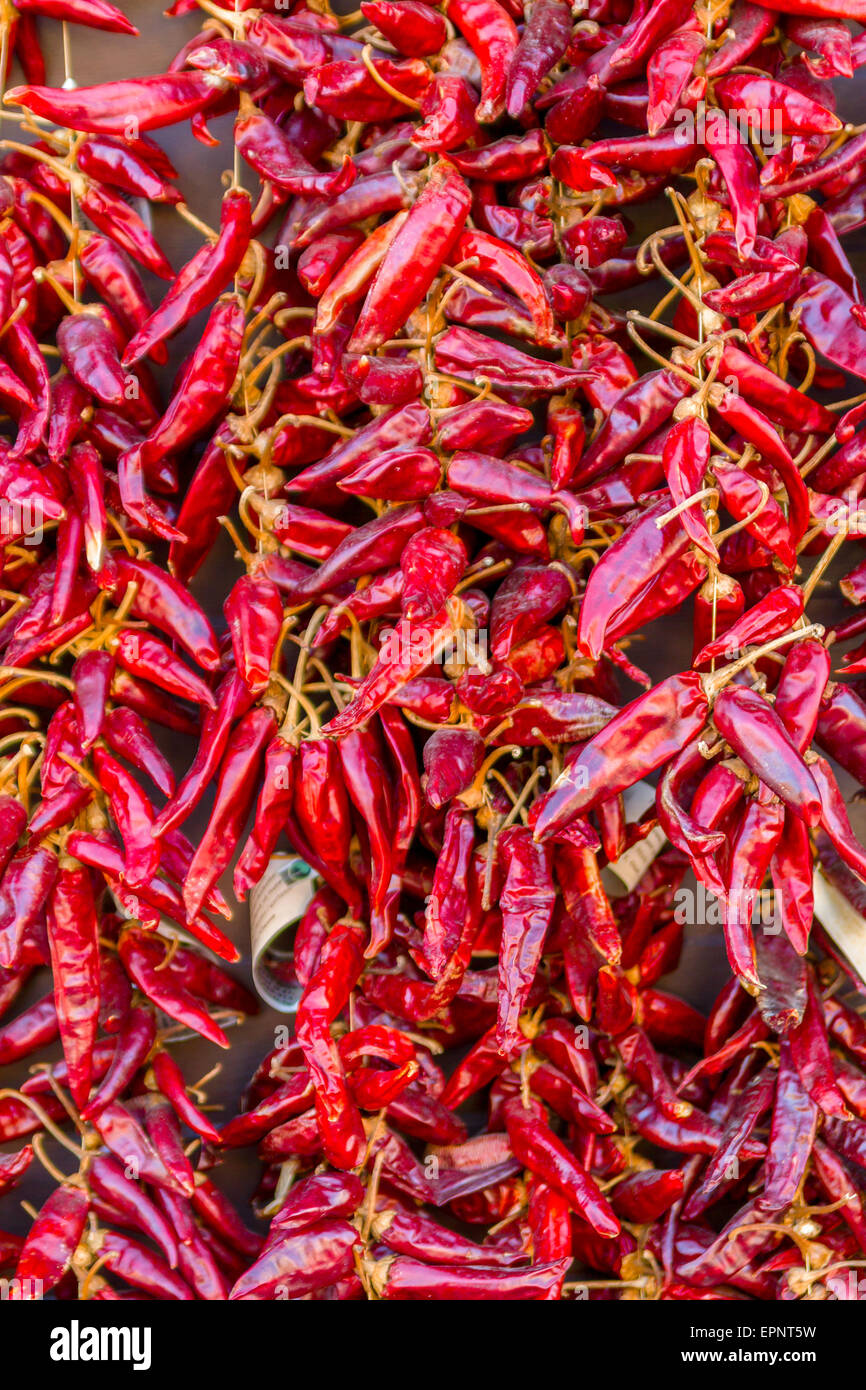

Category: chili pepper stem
[802, 525, 849, 605]
[705, 624, 825, 697]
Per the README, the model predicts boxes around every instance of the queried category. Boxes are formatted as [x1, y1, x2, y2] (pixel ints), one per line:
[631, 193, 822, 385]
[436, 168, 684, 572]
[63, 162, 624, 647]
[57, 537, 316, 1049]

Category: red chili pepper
[362, 0, 447, 55]
[414, 74, 481, 152]
[533, 671, 708, 840]
[236, 94, 354, 200]
[96, 1229, 194, 1300]
[122, 190, 251, 366]
[81, 1005, 156, 1122]
[506, 0, 572, 115]
[504, 1095, 620, 1237]
[152, 673, 251, 836]
[345, 163, 471, 353]
[234, 734, 297, 900]
[91, 746, 159, 889]
[223, 574, 283, 699]
[118, 295, 244, 534]
[322, 601, 462, 738]
[14, 0, 136, 32]
[446, 0, 519, 122]
[296, 919, 367, 1169]
[150, 1051, 221, 1146]
[112, 629, 216, 709]
[230, 1220, 359, 1300]
[789, 974, 850, 1119]
[0, 847, 59, 971]
[88, 1153, 179, 1269]
[338, 722, 394, 915]
[712, 685, 822, 825]
[371, 1253, 569, 1300]
[694, 586, 804, 668]
[102, 706, 175, 799]
[101, 553, 220, 670]
[119, 932, 228, 1050]
[722, 799, 784, 985]
[0, 991, 58, 1064]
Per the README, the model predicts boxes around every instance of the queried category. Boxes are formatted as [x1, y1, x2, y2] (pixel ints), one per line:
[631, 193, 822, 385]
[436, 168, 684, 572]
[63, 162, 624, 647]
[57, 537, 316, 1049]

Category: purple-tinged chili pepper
[362, 0, 447, 55]
[92, 746, 159, 889]
[101, 553, 220, 671]
[230, 1220, 359, 1301]
[89, 1154, 179, 1269]
[0, 846, 58, 970]
[224, 574, 283, 699]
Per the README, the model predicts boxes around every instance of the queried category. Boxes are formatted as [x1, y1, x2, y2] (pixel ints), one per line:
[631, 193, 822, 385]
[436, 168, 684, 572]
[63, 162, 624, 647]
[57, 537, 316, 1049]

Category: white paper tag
[607, 825, 667, 894]
[813, 867, 866, 987]
[606, 780, 666, 893]
[621, 779, 656, 822]
[249, 854, 319, 1013]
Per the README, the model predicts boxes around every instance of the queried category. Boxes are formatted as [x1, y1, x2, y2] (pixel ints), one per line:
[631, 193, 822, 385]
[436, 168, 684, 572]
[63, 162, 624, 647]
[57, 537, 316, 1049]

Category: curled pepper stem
[626, 321, 701, 390]
[31, 1131, 77, 1186]
[0, 741, 37, 792]
[243, 293, 290, 345]
[0, 705, 40, 728]
[465, 743, 523, 797]
[626, 310, 699, 351]
[0, 665, 74, 689]
[725, 1218, 816, 1265]
[260, 1159, 300, 1219]
[710, 479, 770, 544]
[237, 489, 274, 547]
[802, 524, 850, 605]
[360, 43, 422, 109]
[197, 0, 247, 30]
[77, 1251, 114, 1302]
[268, 412, 354, 440]
[499, 764, 545, 832]
[655, 486, 719, 528]
[33, 265, 80, 316]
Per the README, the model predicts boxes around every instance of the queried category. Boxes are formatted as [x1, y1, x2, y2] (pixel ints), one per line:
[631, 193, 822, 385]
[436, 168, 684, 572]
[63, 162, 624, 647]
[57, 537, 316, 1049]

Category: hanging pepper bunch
[3, 0, 866, 1303]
